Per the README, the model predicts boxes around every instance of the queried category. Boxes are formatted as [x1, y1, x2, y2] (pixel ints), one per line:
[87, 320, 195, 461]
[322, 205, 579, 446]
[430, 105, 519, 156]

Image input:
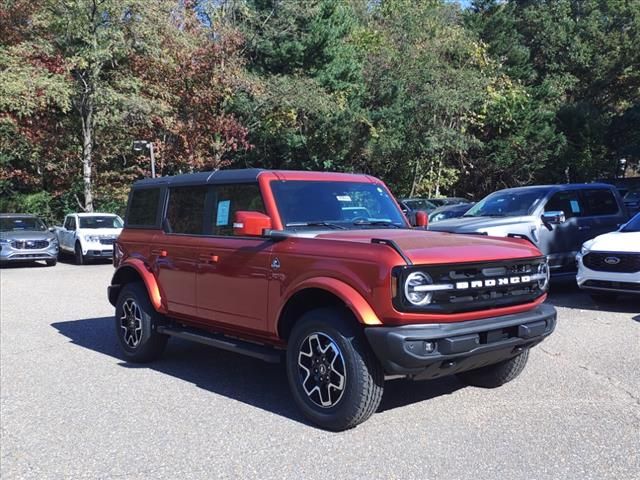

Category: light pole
[133, 140, 156, 178]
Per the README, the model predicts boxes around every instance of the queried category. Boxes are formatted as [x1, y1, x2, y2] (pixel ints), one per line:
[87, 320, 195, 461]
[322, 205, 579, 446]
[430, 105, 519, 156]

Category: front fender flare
[109, 258, 165, 313]
[278, 277, 382, 327]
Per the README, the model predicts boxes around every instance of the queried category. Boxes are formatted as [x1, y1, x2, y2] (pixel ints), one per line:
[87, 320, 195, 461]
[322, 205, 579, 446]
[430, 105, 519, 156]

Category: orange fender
[111, 258, 165, 313]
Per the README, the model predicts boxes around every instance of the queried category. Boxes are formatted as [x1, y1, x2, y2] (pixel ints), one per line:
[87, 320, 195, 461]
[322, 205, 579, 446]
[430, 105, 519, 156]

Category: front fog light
[404, 271, 434, 306]
[537, 262, 550, 291]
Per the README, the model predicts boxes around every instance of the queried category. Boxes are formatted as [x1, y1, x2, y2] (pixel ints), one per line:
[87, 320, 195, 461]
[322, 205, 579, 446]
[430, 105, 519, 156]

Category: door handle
[198, 253, 219, 264]
[151, 249, 168, 257]
[578, 226, 591, 231]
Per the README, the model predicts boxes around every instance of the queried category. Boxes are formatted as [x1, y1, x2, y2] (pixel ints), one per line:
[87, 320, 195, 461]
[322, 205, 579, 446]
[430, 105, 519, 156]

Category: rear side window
[213, 184, 265, 236]
[544, 190, 582, 219]
[165, 186, 208, 235]
[581, 189, 619, 216]
[127, 188, 161, 227]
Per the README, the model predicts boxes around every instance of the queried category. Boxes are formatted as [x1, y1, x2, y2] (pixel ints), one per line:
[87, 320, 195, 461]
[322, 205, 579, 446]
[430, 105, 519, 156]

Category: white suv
[55, 213, 123, 264]
[576, 213, 640, 302]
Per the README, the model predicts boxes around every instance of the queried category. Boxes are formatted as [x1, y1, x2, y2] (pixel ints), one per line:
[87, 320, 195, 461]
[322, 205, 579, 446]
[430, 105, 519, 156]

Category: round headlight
[404, 271, 434, 306]
[537, 262, 550, 291]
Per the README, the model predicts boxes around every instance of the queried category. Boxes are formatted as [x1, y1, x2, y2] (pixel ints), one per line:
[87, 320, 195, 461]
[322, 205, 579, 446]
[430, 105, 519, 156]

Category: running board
[157, 326, 282, 363]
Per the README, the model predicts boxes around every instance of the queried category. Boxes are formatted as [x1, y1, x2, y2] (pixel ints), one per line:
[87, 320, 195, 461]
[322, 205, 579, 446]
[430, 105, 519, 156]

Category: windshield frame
[270, 180, 409, 230]
[0, 216, 47, 232]
[463, 188, 549, 218]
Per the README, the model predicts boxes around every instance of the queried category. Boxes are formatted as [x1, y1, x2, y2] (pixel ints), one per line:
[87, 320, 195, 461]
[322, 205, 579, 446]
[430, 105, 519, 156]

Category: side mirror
[48, 227, 55, 233]
[233, 211, 272, 236]
[542, 210, 566, 225]
[415, 211, 428, 228]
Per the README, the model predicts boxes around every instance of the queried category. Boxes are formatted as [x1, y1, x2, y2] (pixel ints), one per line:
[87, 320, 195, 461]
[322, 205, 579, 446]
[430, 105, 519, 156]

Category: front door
[196, 183, 272, 333]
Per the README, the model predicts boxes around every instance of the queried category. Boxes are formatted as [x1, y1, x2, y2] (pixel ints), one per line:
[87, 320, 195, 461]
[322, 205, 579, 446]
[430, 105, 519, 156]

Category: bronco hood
[314, 229, 542, 265]
[427, 215, 531, 233]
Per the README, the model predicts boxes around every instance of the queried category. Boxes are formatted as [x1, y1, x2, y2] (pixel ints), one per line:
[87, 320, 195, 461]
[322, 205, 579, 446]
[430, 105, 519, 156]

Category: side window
[64, 217, 73, 230]
[213, 184, 265, 236]
[165, 186, 208, 235]
[127, 188, 161, 227]
[581, 189, 619, 216]
[544, 190, 582, 219]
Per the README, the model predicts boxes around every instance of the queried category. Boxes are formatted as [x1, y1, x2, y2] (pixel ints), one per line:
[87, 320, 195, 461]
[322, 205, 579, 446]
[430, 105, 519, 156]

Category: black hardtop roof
[133, 168, 264, 188]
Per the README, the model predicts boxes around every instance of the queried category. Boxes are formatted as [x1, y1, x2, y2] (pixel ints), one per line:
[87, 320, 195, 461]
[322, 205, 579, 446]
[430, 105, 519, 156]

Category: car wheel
[286, 307, 384, 431]
[457, 349, 529, 388]
[45, 259, 57, 267]
[115, 282, 168, 363]
[74, 243, 85, 265]
[590, 293, 617, 304]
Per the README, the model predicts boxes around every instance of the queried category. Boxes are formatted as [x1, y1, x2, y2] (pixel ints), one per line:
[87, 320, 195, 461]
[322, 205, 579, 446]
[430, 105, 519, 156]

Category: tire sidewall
[74, 243, 84, 265]
[115, 283, 159, 358]
[286, 309, 369, 428]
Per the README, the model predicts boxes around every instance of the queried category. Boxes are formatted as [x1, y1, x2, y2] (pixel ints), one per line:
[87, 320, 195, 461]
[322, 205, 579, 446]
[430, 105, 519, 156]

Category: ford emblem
[604, 256, 620, 265]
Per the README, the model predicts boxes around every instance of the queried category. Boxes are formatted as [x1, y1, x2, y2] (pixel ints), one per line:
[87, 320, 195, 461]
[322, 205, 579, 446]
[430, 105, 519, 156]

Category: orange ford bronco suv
[108, 169, 556, 430]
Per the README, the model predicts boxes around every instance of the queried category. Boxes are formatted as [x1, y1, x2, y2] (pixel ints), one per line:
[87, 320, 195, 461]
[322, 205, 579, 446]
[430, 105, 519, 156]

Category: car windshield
[624, 190, 640, 200]
[464, 188, 548, 217]
[0, 217, 47, 232]
[271, 181, 407, 229]
[79, 216, 123, 229]
[404, 199, 436, 210]
[621, 214, 640, 232]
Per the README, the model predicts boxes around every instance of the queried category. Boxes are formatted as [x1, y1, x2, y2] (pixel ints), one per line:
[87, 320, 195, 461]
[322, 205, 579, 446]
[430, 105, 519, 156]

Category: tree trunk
[81, 98, 94, 212]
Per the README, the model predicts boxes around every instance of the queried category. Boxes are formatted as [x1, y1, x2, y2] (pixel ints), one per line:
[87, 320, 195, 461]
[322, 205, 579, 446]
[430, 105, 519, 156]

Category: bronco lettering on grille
[456, 275, 532, 290]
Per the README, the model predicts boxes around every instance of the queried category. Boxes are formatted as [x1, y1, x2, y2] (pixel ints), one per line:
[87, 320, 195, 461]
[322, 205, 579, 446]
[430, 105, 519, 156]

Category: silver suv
[0, 214, 59, 266]
[429, 184, 628, 277]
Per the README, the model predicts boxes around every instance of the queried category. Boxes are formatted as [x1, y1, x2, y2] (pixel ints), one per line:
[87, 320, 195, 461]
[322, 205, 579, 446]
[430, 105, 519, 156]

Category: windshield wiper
[351, 220, 402, 228]
[285, 222, 347, 230]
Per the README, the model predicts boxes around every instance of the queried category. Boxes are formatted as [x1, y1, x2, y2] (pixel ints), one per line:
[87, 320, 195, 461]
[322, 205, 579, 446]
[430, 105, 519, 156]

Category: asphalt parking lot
[1, 261, 638, 480]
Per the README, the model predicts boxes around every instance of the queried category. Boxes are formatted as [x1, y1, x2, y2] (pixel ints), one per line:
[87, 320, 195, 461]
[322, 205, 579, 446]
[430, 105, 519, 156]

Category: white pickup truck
[55, 213, 123, 264]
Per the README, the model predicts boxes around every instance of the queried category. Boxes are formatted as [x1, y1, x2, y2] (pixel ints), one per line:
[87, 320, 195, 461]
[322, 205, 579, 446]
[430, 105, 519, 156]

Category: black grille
[583, 252, 640, 273]
[100, 238, 115, 245]
[583, 280, 640, 292]
[11, 240, 49, 250]
[394, 257, 547, 314]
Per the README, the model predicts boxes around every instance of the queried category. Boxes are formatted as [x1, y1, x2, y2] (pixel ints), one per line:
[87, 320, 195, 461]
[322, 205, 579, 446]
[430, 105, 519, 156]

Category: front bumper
[0, 243, 58, 262]
[576, 254, 640, 295]
[365, 304, 556, 378]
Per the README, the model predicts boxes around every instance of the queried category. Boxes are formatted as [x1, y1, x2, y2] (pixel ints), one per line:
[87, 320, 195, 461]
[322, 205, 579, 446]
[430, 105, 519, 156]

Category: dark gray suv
[429, 184, 628, 277]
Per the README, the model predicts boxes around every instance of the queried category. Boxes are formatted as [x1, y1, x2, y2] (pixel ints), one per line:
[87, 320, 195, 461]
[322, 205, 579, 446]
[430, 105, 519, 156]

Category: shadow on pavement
[51, 316, 464, 427]
[546, 280, 640, 315]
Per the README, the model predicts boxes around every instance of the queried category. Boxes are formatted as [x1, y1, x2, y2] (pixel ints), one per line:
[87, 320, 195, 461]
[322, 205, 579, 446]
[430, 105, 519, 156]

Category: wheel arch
[108, 259, 164, 313]
[276, 278, 381, 341]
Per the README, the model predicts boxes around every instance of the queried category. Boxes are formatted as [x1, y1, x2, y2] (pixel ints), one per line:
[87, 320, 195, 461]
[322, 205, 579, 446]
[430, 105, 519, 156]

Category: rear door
[579, 188, 626, 239]
[153, 185, 209, 318]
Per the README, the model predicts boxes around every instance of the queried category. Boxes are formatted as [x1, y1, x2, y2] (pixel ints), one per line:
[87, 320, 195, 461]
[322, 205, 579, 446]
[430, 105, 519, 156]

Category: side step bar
[157, 326, 282, 363]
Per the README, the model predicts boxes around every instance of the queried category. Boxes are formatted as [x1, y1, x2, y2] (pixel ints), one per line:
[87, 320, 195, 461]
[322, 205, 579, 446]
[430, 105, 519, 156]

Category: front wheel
[286, 308, 384, 431]
[74, 243, 85, 265]
[457, 350, 529, 388]
[115, 282, 168, 363]
[45, 259, 57, 267]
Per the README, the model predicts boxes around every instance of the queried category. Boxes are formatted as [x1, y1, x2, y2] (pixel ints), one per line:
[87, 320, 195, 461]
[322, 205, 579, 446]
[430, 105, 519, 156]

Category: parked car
[399, 198, 437, 226]
[55, 213, 123, 264]
[623, 189, 640, 216]
[427, 197, 472, 207]
[429, 202, 475, 223]
[428, 184, 628, 277]
[108, 169, 556, 431]
[0, 213, 58, 266]
[576, 213, 640, 302]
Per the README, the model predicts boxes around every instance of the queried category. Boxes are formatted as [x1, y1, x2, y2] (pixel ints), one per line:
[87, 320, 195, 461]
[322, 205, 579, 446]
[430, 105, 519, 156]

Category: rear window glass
[127, 188, 161, 227]
[581, 189, 619, 216]
[165, 186, 208, 235]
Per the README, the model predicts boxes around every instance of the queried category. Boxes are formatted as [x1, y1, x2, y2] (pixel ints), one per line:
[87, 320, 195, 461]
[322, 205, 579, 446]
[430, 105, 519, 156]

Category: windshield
[271, 181, 407, 229]
[0, 217, 47, 232]
[464, 188, 548, 217]
[79, 216, 123, 229]
[621, 214, 640, 232]
[624, 190, 640, 200]
[404, 199, 436, 211]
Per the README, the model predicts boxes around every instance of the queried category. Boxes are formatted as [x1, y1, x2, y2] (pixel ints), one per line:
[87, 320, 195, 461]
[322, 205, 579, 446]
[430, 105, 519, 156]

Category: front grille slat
[583, 252, 640, 273]
[11, 240, 49, 250]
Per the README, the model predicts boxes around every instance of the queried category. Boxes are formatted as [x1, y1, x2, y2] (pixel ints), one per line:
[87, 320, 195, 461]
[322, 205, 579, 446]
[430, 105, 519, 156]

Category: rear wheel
[590, 293, 617, 304]
[457, 350, 529, 388]
[115, 282, 168, 363]
[74, 243, 85, 265]
[286, 307, 384, 431]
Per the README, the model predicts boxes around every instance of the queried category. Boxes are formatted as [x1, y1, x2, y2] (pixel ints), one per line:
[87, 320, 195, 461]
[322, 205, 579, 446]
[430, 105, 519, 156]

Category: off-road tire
[74, 242, 85, 265]
[45, 259, 57, 267]
[457, 349, 530, 388]
[115, 282, 168, 363]
[286, 307, 384, 431]
[590, 293, 617, 304]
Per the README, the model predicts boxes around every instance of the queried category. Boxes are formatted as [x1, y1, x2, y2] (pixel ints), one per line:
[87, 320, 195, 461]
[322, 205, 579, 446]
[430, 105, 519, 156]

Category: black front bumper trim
[365, 304, 556, 377]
